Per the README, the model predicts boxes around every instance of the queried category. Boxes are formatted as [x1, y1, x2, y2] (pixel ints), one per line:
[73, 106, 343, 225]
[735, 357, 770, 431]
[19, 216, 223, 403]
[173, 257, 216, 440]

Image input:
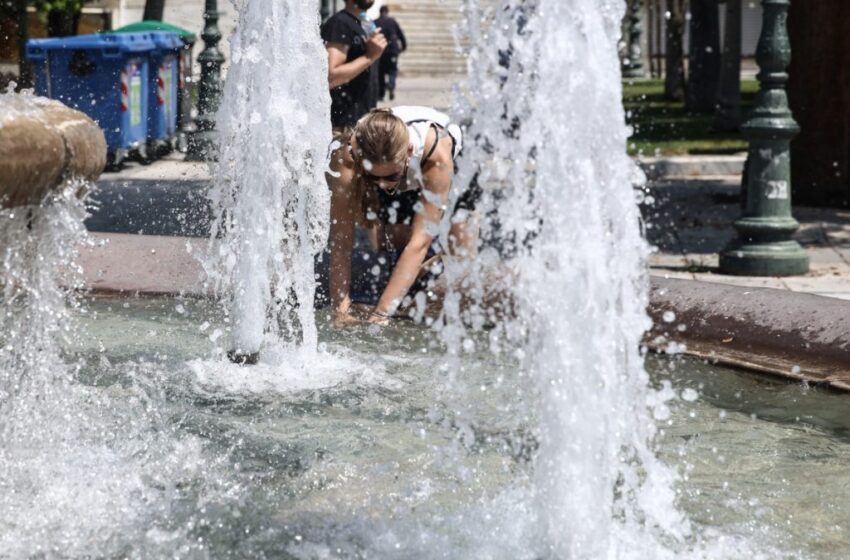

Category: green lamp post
[622, 0, 646, 78]
[15, 0, 33, 89]
[718, 0, 808, 276]
[320, 0, 332, 21]
[186, 0, 225, 162]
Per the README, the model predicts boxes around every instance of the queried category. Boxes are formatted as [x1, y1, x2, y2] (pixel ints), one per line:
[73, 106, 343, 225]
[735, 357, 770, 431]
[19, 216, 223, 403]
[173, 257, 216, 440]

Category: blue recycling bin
[26, 33, 155, 165]
[145, 32, 182, 154]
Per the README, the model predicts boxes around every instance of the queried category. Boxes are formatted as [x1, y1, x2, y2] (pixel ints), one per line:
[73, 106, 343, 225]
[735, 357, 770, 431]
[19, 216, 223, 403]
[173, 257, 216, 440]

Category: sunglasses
[361, 162, 408, 187]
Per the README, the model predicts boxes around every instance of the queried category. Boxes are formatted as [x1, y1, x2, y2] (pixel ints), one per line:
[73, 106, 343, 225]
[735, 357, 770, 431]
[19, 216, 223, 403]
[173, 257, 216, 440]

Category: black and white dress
[371, 106, 478, 225]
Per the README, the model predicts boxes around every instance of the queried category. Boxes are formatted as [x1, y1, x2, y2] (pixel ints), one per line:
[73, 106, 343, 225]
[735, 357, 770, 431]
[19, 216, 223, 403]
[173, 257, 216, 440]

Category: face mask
[354, 0, 375, 10]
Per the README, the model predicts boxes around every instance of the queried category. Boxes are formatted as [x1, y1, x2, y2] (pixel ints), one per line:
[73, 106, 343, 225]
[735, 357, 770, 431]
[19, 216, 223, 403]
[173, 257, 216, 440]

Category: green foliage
[34, 0, 89, 14]
[623, 79, 759, 156]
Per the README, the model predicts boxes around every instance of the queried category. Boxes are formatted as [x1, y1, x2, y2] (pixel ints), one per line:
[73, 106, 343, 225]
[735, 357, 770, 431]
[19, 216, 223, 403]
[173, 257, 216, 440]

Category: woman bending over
[327, 106, 479, 325]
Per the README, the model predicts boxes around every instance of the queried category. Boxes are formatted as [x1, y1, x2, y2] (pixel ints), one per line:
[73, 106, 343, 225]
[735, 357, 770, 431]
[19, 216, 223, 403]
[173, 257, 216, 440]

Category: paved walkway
[377, 76, 462, 112]
[87, 158, 850, 301]
[90, 76, 850, 299]
[645, 177, 850, 301]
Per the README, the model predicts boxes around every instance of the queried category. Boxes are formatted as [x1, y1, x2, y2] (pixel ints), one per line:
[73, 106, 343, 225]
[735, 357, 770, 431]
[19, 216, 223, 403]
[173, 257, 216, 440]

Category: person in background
[374, 5, 407, 101]
[322, 0, 387, 129]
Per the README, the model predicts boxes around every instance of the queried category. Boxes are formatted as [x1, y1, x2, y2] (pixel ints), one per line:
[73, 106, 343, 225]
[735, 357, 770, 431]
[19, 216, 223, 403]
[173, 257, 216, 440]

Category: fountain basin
[649, 277, 850, 391]
[74, 204, 850, 392]
[0, 95, 106, 207]
[2, 296, 848, 558]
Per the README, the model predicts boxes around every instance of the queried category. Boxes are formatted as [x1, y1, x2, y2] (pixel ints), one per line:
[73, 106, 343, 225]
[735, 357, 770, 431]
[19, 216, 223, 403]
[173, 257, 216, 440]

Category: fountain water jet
[206, 0, 332, 364]
[443, 0, 690, 554]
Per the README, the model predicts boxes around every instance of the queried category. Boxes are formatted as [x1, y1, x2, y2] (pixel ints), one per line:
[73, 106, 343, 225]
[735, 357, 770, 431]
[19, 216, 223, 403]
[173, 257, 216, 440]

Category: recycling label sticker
[164, 62, 174, 124]
[130, 71, 142, 127]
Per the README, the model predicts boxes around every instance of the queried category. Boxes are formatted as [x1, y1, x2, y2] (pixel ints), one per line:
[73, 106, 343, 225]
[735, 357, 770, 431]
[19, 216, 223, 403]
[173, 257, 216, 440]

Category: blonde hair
[350, 109, 410, 226]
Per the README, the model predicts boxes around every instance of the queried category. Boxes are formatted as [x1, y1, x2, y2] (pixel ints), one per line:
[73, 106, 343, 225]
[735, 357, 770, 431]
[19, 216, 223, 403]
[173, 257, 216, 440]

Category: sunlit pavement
[84, 161, 850, 302]
[644, 177, 850, 301]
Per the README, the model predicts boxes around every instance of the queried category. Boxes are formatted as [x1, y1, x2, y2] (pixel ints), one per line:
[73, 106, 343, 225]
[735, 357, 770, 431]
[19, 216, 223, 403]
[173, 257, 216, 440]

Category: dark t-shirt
[374, 16, 406, 57]
[321, 10, 379, 128]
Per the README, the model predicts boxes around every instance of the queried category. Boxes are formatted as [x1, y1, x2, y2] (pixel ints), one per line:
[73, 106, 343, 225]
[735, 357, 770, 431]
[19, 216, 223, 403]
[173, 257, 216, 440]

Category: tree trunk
[788, 0, 850, 207]
[15, 0, 32, 89]
[143, 0, 166, 21]
[664, 0, 686, 100]
[46, 10, 79, 37]
[686, 0, 722, 113]
[714, 0, 742, 131]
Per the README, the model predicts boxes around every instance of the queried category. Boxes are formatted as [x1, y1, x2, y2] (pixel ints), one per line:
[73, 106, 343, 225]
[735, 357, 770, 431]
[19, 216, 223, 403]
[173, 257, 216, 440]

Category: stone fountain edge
[648, 277, 850, 392]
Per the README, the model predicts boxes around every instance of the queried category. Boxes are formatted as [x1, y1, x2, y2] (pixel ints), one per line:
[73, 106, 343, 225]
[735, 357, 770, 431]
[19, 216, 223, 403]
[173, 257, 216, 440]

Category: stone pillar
[687, 0, 722, 113]
[664, 0, 687, 100]
[788, 0, 850, 207]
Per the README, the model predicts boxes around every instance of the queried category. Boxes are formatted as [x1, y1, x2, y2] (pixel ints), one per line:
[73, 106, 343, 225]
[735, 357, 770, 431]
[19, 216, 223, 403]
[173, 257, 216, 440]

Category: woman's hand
[333, 309, 360, 328]
[367, 309, 391, 326]
[332, 304, 376, 328]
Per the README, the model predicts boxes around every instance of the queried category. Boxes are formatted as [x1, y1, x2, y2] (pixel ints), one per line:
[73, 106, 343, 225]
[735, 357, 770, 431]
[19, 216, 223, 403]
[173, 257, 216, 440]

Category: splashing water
[207, 0, 332, 358]
[446, 0, 689, 555]
[0, 183, 89, 411]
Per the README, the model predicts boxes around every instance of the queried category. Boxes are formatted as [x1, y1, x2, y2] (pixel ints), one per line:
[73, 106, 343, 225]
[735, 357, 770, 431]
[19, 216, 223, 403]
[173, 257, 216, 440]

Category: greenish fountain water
[0, 297, 845, 558]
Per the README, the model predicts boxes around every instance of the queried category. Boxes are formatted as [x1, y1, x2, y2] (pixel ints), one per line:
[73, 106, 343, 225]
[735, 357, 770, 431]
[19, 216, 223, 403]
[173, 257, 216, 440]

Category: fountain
[2, 1, 850, 558]
[0, 94, 105, 207]
[205, 0, 332, 365]
[445, 0, 690, 554]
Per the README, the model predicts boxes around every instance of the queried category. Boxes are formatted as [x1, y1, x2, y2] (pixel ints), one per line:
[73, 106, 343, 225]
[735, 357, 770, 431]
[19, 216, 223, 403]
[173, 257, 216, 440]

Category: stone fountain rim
[648, 276, 850, 392]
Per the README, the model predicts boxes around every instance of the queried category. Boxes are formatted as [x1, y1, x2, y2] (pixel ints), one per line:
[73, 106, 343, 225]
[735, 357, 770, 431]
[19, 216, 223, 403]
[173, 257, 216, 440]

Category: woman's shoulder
[422, 126, 454, 168]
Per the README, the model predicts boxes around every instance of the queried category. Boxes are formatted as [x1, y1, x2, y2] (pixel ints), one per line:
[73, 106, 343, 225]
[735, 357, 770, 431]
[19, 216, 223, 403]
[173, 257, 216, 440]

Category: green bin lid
[114, 21, 196, 42]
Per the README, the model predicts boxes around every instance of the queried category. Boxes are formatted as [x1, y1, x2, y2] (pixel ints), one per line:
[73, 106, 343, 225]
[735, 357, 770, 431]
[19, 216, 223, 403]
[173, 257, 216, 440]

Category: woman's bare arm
[328, 146, 356, 319]
[372, 134, 454, 319]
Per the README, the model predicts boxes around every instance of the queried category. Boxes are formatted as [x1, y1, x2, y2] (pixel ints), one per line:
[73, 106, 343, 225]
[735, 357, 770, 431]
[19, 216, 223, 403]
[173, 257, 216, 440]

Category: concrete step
[400, 63, 466, 73]
[388, 0, 500, 76]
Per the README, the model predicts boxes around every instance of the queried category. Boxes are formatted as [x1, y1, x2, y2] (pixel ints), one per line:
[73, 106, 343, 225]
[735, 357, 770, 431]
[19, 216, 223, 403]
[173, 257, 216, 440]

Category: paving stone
[834, 248, 850, 265]
[782, 274, 850, 294]
[689, 273, 788, 290]
[811, 292, 850, 301]
[804, 246, 847, 267]
[649, 270, 696, 281]
[675, 228, 736, 254]
[100, 152, 212, 183]
[647, 253, 690, 268]
[80, 233, 208, 296]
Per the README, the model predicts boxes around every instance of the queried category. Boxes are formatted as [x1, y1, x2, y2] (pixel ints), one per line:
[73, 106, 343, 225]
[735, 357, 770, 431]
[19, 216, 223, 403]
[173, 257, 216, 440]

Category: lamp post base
[719, 240, 809, 276]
